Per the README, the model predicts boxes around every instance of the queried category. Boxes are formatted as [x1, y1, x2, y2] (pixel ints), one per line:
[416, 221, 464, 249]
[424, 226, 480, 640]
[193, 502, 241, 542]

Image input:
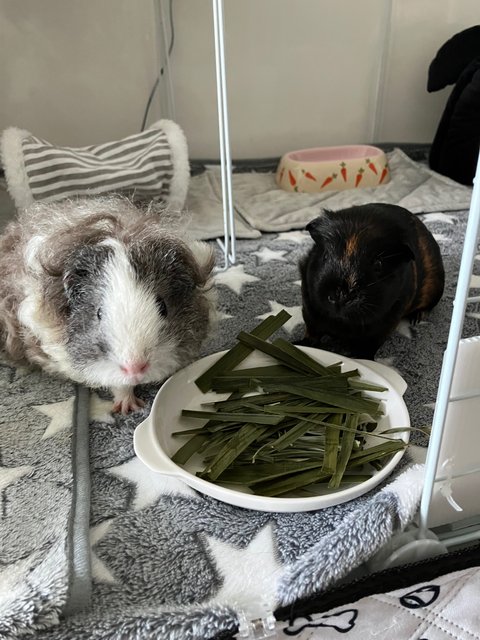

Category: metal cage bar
[418, 150, 480, 540]
[212, 0, 236, 270]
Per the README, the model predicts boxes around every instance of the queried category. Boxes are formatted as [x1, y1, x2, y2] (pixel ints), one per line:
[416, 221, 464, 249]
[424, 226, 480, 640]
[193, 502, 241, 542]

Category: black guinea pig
[299, 203, 445, 359]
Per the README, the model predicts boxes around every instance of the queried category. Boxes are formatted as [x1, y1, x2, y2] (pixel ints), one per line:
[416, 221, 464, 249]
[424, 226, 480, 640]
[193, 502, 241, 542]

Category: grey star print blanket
[1, 201, 478, 638]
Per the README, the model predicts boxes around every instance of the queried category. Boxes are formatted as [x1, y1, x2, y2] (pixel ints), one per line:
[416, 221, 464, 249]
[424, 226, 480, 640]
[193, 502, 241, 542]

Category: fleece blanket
[184, 148, 473, 240]
[1, 201, 479, 639]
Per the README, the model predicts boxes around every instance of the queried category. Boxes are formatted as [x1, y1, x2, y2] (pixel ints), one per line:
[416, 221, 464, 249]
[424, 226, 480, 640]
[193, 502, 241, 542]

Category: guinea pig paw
[407, 310, 427, 326]
[112, 386, 145, 414]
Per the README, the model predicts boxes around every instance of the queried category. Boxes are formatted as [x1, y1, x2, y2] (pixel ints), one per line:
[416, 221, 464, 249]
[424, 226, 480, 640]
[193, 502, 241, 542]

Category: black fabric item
[429, 58, 480, 185]
[427, 26, 480, 185]
[427, 25, 480, 91]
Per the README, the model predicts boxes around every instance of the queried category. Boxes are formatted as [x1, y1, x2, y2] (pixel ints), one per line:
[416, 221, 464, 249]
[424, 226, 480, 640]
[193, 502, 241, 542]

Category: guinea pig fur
[0, 195, 217, 413]
[299, 203, 445, 359]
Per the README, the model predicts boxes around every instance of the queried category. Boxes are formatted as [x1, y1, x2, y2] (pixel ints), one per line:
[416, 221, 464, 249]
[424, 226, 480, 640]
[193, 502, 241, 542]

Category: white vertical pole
[153, 0, 176, 120]
[212, 0, 236, 269]
[418, 149, 480, 538]
[368, 0, 392, 143]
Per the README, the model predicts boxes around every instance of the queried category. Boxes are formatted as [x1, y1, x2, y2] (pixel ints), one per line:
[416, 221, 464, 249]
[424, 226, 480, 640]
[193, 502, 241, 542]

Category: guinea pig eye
[97, 308, 102, 321]
[372, 258, 383, 275]
[156, 296, 168, 317]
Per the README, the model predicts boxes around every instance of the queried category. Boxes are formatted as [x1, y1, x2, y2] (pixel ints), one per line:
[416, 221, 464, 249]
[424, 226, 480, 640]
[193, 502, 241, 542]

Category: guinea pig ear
[381, 243, 415, 270]
[396, 243, 415, 264]
[305, 215, 327, 245]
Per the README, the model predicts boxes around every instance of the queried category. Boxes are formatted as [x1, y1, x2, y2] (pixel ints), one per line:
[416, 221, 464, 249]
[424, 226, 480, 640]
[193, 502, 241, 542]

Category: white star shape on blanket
[214, 265, 260, 295]
[0, 464, 33, 493]
[421, 212, 456, 224]
[217, 310, 233, 321]
[205, 524, 282, 618]
[90, 519, 117, 584]
[0, 552, 40, 600]
[34, 396, 75, 440]
[432, 232, 451, 244]
[257, 301, 304, 335]
[276, 230, 309, 244]
[106, 457, 196, 510]
[253, 247, 287, 263]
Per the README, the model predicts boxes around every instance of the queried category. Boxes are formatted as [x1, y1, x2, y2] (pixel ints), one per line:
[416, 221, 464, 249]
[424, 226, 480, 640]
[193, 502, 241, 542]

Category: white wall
[377, 0, 480, 144]
[0, 0, 479, 159]
[0, 0, 158, 146]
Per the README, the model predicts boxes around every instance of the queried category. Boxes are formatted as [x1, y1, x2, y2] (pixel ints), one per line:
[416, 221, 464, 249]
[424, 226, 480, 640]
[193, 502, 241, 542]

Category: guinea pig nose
[120, 360, 150, 376]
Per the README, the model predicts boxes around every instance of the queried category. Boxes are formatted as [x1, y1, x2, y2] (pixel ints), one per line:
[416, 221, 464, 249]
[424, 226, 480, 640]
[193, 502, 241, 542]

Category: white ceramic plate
[134, 347, 410, 512]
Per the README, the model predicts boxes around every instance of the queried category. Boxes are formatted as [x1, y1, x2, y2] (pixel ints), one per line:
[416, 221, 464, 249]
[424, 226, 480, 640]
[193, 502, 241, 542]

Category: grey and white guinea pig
[0, 195, 217, 413]
[299, 203, 445, 359]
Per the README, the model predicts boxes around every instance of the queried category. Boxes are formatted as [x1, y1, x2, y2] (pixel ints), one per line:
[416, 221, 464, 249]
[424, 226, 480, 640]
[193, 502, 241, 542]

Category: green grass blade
[272, 337, 337, 376]
[171, 434, 209, 465]
[348, 379, 389, 392]
[322, 413, 341, 474]
[270, 416, 323, 451]
[217, 460, 324, 485]
[261, 382, 382, 413]
[194, 310, 291, 392]
[347, 440, 407, 468]
[219, 365, 293, 378]
[181, 409, 284, 425]
[253, 467, 332, 496]
[202, 423, 269, 481]
[263, 405, 350, 415]
[236, 332, 316, 374]
[328, 414, 359, 488]
[203, 392, 293, 411]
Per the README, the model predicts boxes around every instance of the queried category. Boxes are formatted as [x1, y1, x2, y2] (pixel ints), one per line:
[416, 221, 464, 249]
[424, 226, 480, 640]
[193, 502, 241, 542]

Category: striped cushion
[0, 119, 190, 211]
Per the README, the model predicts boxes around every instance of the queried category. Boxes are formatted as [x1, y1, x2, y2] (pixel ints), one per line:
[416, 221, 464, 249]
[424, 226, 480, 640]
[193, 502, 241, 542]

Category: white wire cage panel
[207, 3, 480, 547]
[159, 0, 480, 548]
[418, 149, 480, 547]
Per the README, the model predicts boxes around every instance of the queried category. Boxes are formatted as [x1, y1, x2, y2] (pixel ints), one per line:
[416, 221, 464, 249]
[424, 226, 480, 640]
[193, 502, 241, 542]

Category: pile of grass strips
[172, 310, 407, 497]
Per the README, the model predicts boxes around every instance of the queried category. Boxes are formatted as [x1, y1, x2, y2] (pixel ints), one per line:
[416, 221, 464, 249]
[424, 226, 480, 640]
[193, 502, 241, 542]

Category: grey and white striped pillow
[0, 119, 190, 212]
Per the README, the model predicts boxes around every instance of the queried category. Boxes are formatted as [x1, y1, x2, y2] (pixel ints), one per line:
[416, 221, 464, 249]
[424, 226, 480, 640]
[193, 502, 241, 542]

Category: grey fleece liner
[0, 365, 77, 637]
[1, 207, 479, 639]
[184, 148, 473, 240]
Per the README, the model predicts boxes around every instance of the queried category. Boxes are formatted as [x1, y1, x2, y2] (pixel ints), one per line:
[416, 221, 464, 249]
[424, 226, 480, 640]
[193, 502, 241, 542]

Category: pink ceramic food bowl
[276, 144, 390, 193]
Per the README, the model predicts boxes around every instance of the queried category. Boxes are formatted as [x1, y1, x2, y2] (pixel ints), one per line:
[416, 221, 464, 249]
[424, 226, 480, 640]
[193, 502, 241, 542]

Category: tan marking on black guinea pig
[342, 235, 360, 290]
[299, 203, 445, 359]
[344, 234, 359, 259]
[0, 195, 217, 413]
[410, 230, 445, 316]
